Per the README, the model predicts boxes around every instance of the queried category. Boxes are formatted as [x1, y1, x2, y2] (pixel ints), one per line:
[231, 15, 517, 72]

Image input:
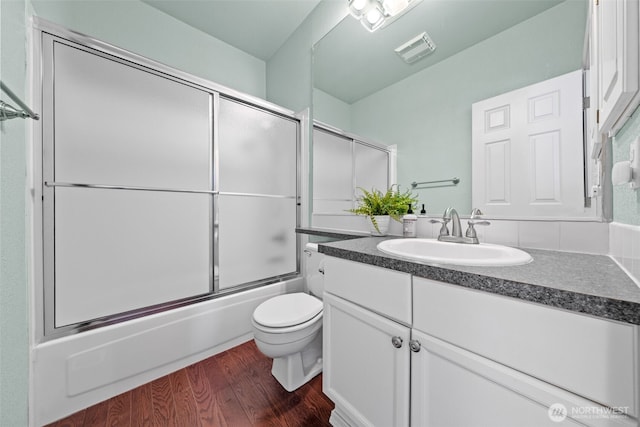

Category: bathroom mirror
[313, 0, 589, 215]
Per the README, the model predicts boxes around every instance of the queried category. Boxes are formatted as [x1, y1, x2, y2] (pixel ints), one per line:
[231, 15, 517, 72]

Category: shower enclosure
[39, 29, 301, 339]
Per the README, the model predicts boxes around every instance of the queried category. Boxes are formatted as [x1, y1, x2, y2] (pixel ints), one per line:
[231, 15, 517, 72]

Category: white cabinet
[323, 256, 640, 427]
[410, 330, 588, 427]
[594, 0, 639, 135]
[413, 278, 638, 416]
[323, 293, 410, 427]
[323, 257, 412, 426]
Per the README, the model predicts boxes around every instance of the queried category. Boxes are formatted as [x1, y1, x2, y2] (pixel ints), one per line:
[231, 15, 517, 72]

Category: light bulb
[366, 8, 382, 24]
[352, 0, 367, 11]
[383, 0, 409, 16]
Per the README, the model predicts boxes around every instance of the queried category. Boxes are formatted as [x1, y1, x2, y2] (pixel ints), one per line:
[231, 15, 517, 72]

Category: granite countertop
[295, 227, 370, 240]
[317, 236, 640, 325]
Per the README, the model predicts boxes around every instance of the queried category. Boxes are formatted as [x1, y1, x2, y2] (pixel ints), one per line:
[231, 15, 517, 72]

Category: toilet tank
[304, 243, 325, 298]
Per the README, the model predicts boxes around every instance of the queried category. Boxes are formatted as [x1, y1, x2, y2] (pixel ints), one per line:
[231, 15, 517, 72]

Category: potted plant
[349, 186, 417, 235]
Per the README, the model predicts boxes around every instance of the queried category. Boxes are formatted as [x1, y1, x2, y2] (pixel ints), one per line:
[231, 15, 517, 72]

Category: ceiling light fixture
[348, 0, 422, 32]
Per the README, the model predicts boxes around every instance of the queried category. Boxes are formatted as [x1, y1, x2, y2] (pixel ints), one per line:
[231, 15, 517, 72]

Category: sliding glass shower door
[41, 34, 300, 337]
[217, 98, 299, 290]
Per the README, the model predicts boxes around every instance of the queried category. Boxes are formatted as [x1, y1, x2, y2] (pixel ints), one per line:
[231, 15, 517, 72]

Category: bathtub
[31, 278, 303, 426]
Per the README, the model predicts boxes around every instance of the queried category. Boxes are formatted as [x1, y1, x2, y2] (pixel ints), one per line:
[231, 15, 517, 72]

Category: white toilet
[251, 243, 325, 392]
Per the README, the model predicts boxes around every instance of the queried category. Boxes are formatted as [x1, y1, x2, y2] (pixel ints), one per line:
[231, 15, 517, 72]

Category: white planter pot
[369, 215, 391, 236]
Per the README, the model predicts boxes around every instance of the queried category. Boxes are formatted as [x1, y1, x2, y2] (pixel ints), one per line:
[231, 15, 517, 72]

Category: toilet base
[271, 332, 322, 392]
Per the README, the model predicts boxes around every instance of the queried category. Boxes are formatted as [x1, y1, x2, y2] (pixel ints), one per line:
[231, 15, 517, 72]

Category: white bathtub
[31, 278, 303, 426]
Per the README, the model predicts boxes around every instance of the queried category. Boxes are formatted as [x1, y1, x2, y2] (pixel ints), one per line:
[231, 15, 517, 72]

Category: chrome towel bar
[0, 81, 40, 121]
[411, 177, 460, 189]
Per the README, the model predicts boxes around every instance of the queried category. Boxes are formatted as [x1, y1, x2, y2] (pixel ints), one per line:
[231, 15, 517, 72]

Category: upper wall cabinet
[595, 0, 639, 136]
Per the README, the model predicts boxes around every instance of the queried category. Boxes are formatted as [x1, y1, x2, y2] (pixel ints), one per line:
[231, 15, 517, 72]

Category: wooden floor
[47, 340, 334, 427]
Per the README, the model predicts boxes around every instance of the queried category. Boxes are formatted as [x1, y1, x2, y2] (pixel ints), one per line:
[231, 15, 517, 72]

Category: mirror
[313, 0, 588, 215]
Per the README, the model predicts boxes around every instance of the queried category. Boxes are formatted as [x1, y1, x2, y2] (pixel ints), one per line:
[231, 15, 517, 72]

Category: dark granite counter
[318, 236, 640, 325]
[295, 227, 370, 240]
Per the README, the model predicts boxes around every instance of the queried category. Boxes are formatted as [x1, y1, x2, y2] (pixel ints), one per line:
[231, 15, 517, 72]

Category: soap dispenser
[403, 204, 417, 238]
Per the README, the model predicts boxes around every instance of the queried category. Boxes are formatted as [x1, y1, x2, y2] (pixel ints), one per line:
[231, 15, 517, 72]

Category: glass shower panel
[355, 142, 390, 192]
[53, 41, 211, 189]
[218, 98, 297, 196]
[54, 187, 211, 327]
[313, 129, 353, 200]
[218, 195, 297, 289]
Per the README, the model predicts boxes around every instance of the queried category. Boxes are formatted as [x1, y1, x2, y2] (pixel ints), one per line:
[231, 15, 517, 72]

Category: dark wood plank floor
[47, 340, 334, 427]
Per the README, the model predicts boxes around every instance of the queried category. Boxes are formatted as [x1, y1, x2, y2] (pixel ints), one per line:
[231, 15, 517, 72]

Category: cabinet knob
[409, 339, 421, 352]
[391, 336, 403, 348]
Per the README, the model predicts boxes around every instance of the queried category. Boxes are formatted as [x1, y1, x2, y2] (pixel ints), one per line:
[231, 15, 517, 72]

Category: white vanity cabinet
[323, 256, 640, 427]
[411, 277, 639, 427]
[323, 257, 412, 427]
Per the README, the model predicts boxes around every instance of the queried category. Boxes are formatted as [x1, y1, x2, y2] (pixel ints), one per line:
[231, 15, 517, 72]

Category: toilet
[251, 243, 325, 392]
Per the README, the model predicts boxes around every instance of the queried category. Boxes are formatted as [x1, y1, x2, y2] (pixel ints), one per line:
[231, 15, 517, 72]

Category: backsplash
[312, 214, 610, 255]
[312, 214, 640, 284]
[609, 222, 640, 285]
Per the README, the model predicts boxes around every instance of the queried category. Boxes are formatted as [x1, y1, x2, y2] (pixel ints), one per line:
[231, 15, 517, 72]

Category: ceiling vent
[395, 32, 436, 64]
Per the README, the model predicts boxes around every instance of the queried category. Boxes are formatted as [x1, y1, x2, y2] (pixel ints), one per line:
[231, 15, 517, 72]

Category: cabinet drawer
[324, 256, 411, 324]
[413, 278, 638, 416]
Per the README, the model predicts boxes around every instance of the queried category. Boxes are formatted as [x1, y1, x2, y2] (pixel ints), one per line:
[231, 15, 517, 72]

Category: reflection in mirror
[313, 0, 588, 216]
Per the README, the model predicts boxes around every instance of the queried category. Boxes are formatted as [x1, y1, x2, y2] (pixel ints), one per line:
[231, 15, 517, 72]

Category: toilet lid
[253, 293, 323, 328]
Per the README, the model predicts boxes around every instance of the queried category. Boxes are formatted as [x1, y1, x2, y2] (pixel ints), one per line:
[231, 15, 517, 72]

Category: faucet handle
[429, 218, 450, 237]
[470, 208, 484, 219]
[465, 219, 490, 239]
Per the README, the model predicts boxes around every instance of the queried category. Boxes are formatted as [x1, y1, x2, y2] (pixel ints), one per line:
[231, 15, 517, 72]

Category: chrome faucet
[430, 207, 490, 244]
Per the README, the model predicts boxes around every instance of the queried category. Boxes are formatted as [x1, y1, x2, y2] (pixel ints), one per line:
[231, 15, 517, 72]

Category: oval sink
[377, 238, 533, 267]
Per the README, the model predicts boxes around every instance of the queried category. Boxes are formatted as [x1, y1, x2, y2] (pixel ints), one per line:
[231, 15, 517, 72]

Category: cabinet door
[410, 330, 635, 427]
[323, 293, 410, 427]
[596, 0, 639, 134]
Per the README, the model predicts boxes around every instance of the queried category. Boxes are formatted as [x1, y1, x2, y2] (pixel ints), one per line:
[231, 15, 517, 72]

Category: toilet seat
[253, 293, 323, 328]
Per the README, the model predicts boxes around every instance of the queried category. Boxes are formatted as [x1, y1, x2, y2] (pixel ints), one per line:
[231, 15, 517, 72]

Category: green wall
[31, 0, 267, 99]
[0, 0, 29, 425]
[0, 2, 291, 424]
[613, 107, 640, 225]
[313, 88, 352, 131]
[319, 1, 587, 215]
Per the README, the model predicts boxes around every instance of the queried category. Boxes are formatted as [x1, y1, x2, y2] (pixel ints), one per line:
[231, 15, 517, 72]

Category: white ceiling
[141, 0, 323, 61]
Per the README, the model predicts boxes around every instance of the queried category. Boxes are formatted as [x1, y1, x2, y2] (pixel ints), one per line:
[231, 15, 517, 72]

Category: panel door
[323, 293, 410, 427]
[472, 70, 586, 218]
[596, 0, 639, 135]
[410, 330, 632, 427]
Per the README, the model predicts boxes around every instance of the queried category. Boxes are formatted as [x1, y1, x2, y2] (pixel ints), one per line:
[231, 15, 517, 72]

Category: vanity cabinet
[410, 330, 585, 427]
[323, 256, 640, 427]
[324, 293, 410, 427]
[323, 257, 412, 427]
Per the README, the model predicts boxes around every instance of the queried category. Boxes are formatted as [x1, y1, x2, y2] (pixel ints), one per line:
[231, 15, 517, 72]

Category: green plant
[348, 185, 418, 233]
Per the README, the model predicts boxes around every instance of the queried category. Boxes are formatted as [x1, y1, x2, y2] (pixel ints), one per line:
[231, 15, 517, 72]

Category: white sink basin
[377, 238, 533, 267]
